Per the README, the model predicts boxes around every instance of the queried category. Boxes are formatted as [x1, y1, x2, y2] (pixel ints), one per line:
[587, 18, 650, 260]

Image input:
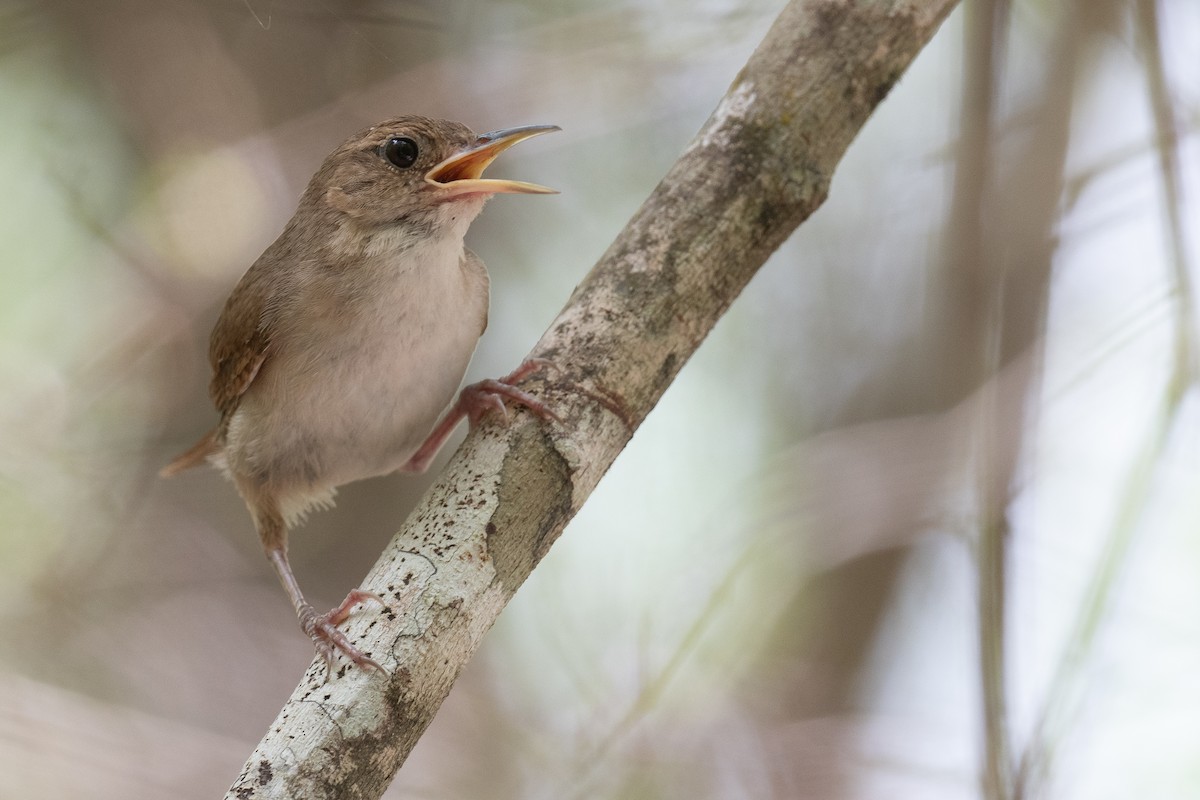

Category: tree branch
[225, 0, 959, 796]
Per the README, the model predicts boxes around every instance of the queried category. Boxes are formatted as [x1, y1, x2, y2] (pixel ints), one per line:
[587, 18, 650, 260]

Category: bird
[161, 116, 561, 674]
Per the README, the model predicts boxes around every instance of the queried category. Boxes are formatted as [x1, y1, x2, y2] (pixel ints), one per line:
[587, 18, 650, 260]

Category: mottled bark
[226, 0, 960, 797]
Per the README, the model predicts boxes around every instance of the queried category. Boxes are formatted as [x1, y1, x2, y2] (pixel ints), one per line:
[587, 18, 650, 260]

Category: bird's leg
[265, 548, 386, 676]
[401, 358, 561, 474]
[251, 498, 386, 676]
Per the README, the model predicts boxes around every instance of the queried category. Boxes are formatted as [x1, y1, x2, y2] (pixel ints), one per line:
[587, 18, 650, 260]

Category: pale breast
[225, 232, 489, 497]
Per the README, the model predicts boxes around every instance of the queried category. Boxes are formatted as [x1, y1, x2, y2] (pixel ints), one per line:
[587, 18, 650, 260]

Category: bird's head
[312, 115, 559, 233]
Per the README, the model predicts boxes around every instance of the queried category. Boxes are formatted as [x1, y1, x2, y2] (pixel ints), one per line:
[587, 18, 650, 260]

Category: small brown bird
[162, 116, 560, 673]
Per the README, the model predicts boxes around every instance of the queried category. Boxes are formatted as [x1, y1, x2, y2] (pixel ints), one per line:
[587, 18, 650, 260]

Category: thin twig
[955, 2, 1016, 796]
[1015, 1, 1196, 794]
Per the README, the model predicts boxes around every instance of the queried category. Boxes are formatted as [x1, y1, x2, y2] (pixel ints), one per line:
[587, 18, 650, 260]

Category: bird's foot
[399, 359, 561, 474]
[461, 358, 562, 429]
[298, 590, 388, 678]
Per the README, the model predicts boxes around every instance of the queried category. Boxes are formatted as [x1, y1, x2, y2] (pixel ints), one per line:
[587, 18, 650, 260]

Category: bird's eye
[380, 136, 419, 169]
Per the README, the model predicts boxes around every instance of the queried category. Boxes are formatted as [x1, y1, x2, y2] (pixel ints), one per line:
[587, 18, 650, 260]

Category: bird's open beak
[425, 124, 560, 198]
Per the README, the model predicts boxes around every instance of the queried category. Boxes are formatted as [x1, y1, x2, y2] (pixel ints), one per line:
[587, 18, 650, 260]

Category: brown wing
[462, 248, 490, 338]
[162, 251, 280, 478]
[208, 262, 275, 422]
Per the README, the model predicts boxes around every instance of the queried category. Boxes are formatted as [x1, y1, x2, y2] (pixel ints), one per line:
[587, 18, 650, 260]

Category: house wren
[161, 116, 560, 673]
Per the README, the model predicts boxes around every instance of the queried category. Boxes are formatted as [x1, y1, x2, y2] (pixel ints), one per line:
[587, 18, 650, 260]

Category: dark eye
[380, 136, 419, 169]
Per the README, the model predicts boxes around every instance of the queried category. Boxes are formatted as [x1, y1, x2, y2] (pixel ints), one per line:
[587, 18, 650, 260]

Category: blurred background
[1, 0, 1198, 797]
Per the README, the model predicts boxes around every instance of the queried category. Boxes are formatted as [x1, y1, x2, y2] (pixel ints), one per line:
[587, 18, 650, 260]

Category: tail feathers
[160, 429, 220, 478]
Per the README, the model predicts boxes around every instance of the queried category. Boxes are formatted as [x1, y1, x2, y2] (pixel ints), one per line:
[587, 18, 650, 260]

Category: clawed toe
[326, 588, 387, 626]
[312, 617, 385, 675]
[299, 592, 389, 678]
[398, 357, 562, 474]
[461, 358, 563, 430]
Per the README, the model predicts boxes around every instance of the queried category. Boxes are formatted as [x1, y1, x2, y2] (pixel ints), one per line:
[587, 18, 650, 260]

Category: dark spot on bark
[872, 69, 901, 106]
[280, 668, 421, 798]
[488, 423, 573, 592]
[257, 760, 273, 785]
[812, 0, 850, 39]
[659, 352, 678, 385]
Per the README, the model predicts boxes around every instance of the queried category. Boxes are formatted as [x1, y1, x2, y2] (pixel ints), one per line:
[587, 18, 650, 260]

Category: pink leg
[326, 589, 386, 626]
[266, 547, 388, 677]
[402, 359, 560, 474]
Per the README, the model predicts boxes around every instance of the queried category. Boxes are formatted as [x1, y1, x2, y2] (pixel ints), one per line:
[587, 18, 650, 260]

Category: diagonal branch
[225, 0, 960, 797]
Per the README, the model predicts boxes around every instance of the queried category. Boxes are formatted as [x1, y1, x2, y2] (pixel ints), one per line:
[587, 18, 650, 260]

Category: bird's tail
[160, 429, 220, 478]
